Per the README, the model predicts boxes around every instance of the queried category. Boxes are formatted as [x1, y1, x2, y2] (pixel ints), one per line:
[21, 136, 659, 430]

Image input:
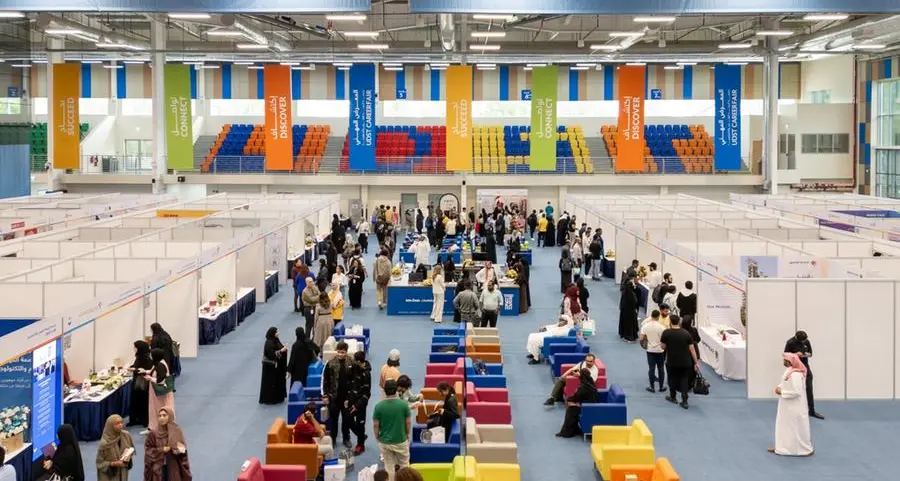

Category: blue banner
[0, 352, 33, 450]
[521, 89, 532, 100]
[714, 64, 742, 171]
[409, 0, 894, 14]
[31, 340, 62, 460]
[349, 64, 376, 171]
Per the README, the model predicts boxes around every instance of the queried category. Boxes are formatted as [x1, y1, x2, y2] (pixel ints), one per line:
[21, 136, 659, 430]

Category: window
[808, 90, 831, 104]
[800, 133, 850, 154]
[779, 134, 796, 170]
[874, 79, 900, 147]
[875, 150, 900, 199]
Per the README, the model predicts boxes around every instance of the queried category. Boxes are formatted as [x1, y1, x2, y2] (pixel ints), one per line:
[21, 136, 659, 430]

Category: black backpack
[652, 284, 665, 304]
[561, 258, 573, 271]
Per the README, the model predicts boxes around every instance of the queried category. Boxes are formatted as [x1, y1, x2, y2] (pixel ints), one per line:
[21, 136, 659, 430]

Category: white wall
[800, 56, 854, 104]
[779, 103, 854, 181]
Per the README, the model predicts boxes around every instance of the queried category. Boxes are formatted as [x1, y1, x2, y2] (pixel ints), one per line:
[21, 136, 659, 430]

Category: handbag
[133, 375, 148, 391]
[693, 372, 710, 395]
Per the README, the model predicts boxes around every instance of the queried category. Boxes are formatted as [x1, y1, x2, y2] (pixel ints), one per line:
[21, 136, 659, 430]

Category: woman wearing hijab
[329, 280, 345, 327]
[348, 257, 366, 309]
[287, 327, 320, 387]
[313, 293, 336, 349]
[259, 327, 289, 405]
[144, 407, 192, 481]
[145, 348, 175, 432]
[513, 256, 531, 314]
[618, 273, 640, 342]
[128, 340, 154, 427]
[563, 285, 585, 325]
[559, 247, 574, 293]
[416, 209, 424, 234]
[96, 415, 135, 481]
[769, 353, 814, 456]
[149, 322, 177, 377]
[556, 369, 599, 438]
[42, 424, 85, 481]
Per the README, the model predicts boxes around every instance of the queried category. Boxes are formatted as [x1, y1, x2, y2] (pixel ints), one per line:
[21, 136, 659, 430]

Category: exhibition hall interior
[1, 1, 899, 481]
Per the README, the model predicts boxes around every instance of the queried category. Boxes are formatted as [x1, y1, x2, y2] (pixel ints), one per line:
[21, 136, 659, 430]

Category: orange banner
[445, 65, 472, 171]
[52, 63, 80, 170]
[616, 66, 646, 172]
[263, 65, 293, 171]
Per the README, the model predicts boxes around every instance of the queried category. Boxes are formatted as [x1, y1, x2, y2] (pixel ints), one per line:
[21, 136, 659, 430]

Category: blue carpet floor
[76, 243, 899, 481]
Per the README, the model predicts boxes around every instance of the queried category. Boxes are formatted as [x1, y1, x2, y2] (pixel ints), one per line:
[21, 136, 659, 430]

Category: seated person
[556, 369, 599, 438]
[447, 242, 460, 253]
[526, 315, 575, 364]
[397, 375, 424, 409]
[544, 352, 599, 405]
[293, 402, 334, 463]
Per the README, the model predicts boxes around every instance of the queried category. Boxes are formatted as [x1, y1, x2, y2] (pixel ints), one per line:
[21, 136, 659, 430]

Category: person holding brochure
[146, 349, 176, 432]
[144, 407, 192, 481]
[96, 414, 135, 481]
[259, 327, 289, 405]
[128, 340, 154, 428]
[42, 424, 85, 481]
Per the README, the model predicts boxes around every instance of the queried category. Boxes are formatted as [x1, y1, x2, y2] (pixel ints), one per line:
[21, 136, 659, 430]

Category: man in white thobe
[412, 235, 430, 270]
[770, 352, 814, 456]
[526, 315, 575, 361]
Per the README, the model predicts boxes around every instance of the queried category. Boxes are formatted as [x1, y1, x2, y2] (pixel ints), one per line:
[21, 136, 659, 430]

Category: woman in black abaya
[287, 327, 320, 387]
[545, 216, 556, 247]
[556, 369, 598, 438]
[618, 273, 640, 342]
[128, 340, 154, 427]
[259, 327, 288, 404]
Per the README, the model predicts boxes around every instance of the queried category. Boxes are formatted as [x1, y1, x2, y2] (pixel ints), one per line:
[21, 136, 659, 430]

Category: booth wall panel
[155, 230, 174, 241]
[789, 229, 822, 240]
[666, 229, 697, 241]
[121, 218, 150, 227]
[727, 219, 752, 229]
[172, 229, 203, 241]
[733, 242, 766, 255]
[110, 228, 143, 241]
[0, 258, 32, 275]
[60, 242, 97, 258]
[115, 259, 158, 282]
[51, 262, 74, 281]
[757, 229, 789, 241]
[766, 244, 784, 255]
[615, 231, 636, 283]
[287, 222, 305, 251]
[699, 242, 733, 255]
[845, 281, 894, 399]
[26, 269, 52, 282]
[861, 258, 900, 276]
[23, 242, 59, 258]
[131, 242, 166, 258]
[157, 271, 199, 358]
[91, 247, 115, 259]
[1, 284, 43, 317]
[803, 242, 838, 257]
[636, 239, 662, 271]
[166, 243, 203, 258]
[45, 283, 95, 316]
[838, 242, 872, 257]
[200, 252, 237, 301]
[75, 259, 116, 281]
[94, 300, 143, 371]
[699, 230, 729, 241]
[645, 230, 667, 243]
[113, 244, 131, 258]
[643, 220, 669, 229]
[94, 282, 127, 296]
[895, 283, 900, 398]
[70, 229, 111, 241]
[747, 280, 798, 399]
[143, 291, 157, 332]
[201, 229, 235, 242]
[201, 242, 221, 251]
[64, 322, 95, 380]
[663, 254, 697, 296]
[598, 219, 616, 251]
[796, 281, 846, 399]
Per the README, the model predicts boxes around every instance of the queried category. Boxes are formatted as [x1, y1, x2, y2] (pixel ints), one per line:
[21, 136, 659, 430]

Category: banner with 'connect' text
[445, 65, 472, 171]
[164, 65, 193, 171]
[349, 64, 376, 171]
[52, 63, 80, 170]
[714, 64, 742, 170]
[530, 65, 557, 171]
[264, 65, 292, 171]
[616, 65, 645, 172]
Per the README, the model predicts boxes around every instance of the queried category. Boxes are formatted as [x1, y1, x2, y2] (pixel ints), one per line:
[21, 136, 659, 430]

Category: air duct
[248, 14, 331, 40]
[219, 14, 291, 52]
[503, 15, 564, 29]
[439, 14, 455, 52]
[35, 13, 150, 50]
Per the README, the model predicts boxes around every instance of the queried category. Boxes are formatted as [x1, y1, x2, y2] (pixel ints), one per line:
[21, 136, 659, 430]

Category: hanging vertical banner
[530, 66, 558, 171]
[264, 65, 293, 171]
[348, 63, 376, 171]
[616, 65, 646, 172]
[52, 63, 80, 170]
[164, 65, 193, 171]
[714, 63, 742, 170]
[445, 65, 472, 171]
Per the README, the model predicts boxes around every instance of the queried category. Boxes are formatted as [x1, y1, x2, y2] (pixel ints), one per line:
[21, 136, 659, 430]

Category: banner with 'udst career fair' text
[714, 63, 742, 171]
[348, 63, 376, 171]
[616, 65, 646, 172]
[264, 65, 292, 171]
[529, 65, 558, 171]
[164, 65, 193, 171]
[445, 65, 472, 171]
[52, 63, 80, 170]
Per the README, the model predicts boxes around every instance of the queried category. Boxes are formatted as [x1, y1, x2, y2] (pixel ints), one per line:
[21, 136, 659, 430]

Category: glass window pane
[834, 134, 849, 154]
[817, 134, 833, 153]
[788, 134, 795, 154]
[801, 134, 817, 153]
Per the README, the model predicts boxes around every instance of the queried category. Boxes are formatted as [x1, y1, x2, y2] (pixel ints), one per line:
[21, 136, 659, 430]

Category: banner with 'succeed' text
[616, 65, 646, 172]
[529, 65, 557, 171]
[264, 65, 292, 171]
[714, 63, 742, 170]
[52, 63, 80, 170]
[445, 65, 472, 171]
[164, 65, 193, 171]
[348, 64, 376, 171]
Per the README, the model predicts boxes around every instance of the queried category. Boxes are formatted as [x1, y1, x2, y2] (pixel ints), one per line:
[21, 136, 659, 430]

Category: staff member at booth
[784, 331, 825, 420]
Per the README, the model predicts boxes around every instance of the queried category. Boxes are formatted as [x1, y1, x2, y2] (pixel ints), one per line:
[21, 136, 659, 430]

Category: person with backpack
[374, 249, 392, 310]
[348, 350, 372, 455]
[559, 247, 574, 293]
[589, 231, 604, 280]
[527, 210, 538, 240]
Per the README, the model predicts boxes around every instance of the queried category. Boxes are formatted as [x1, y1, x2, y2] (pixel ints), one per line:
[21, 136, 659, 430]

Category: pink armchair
[425, 363, 457, 375]
[237, 457, 306, 481]
[562, 359, 608, 398]
[456, 381, 509, 404]
[467, 401, 512, 424]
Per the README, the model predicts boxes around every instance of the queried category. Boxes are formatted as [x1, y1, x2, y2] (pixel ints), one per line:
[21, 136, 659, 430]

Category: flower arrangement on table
[637, 265, 648, 280]
[391, 264, 403, 280]
[304, 235, 315, 248]
[88, 371, 127, 392]
[605, 249, 615, 260]
[215, 289, 230, 305]
[506, 269, 518, 279]
[522, 240, 530, 250]
[0, 406, 30, 452]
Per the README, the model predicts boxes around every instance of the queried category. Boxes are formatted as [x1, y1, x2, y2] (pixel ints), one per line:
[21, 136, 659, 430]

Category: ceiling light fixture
[468, 44, 500, 51]
[0, 12, 25, 18]
[326, 14, 366, 21]
[803, 14, 848, 21]
[200, 65, 220, 69]
[382, 62, 402, 67]
[664, 65, 682, 70]
[168, 13, 211, 20]
[247, 66, 264, 70]
[677, 61, 698, 66]
[73, 33, 100, 42]
[570, 66, 590, 70]
[719, 43, 752, 49]
[853, 44, 886, 50]
[384, 66, 403, 71]
[472, 14, 515, 21]
[575, 63, 597, 67]
[471, 31, 506, 38]
[357, 43, 389, 50]
[526, 63, 547, 67]
[626, 62, 646, 66]
[332, 62, 353, 67]
[206, 30, 243, 37]
[103, 64, 123, 69]
[589, 44, 621, 51]
[123, 60, 146, 64]
[80, 59, 102, 64]
[725, 62, 749, 65]
[476, 65, 496, 70]
[280, 61, 300, 66]
[523, 66, 533, 71]
[756, 30, 793, 36]
[342, 31, 379, 37]
[11, 64, 31, 68]
[236, 43, 269, 50]
[183, 61, 204, 66]
[430, 62, 450, 67]
[429, 66, 447, 70]
[633, 16, 676, 23]
[476, 63, 496, 68]
[234, 61, 255, 65]
[32, 59, 48, 64]
[608, 31, 645, 38]
[337, 67, 350, 71]
[45, 29, 82, 35]
[95, 43, 124, 48]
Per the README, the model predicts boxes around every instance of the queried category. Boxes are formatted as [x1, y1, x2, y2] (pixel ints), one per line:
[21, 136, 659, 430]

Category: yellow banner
[52, 63, 80, 170]
[156, 209, 217, 218]
[445, 65, 472, 171]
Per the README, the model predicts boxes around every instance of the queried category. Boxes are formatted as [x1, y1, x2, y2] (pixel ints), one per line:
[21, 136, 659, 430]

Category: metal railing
[32, 155, 751, 176]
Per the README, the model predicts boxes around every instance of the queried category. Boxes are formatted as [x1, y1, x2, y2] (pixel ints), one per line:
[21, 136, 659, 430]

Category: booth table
[699, 326, 747, 380]
[7, 443, 32, 481]
[265, 271, 279, 300]
[63, 381, 132, 441]
[198, 287, 257, 345]
[602, 259, 615, 279]
[386, 276, 520, 316]
[517, 249, 532, 265]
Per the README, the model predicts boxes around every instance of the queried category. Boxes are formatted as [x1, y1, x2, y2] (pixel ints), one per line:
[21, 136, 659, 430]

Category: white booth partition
[237, 238, 267, 303]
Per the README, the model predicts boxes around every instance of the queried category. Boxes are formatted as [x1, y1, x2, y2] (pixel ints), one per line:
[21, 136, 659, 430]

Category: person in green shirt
[373, 379, 411, 478]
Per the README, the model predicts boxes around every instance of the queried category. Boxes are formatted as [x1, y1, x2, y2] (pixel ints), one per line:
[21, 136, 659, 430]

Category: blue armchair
[464, 358, 507, 388]
[332, 325, 370, 352]
[540, 329, 578, 360]
[550, 343, 591, 377]
[579, 383, 628, 434]
[287, 382, 327, 425]
[410, 419, 462, 463]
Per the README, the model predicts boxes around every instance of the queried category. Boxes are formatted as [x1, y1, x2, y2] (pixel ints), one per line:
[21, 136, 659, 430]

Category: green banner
[530, 65, 558, 171]
[164, 65, 193, 171]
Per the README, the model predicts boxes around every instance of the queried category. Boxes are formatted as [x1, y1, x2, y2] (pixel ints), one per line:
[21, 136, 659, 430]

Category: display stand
[198, 287, 257, 345]
[63, 381, 132, 441]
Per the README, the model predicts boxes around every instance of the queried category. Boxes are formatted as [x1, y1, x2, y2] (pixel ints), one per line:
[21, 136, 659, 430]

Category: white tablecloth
[198, 287, 255, 321]
[699, 326, 746, 380]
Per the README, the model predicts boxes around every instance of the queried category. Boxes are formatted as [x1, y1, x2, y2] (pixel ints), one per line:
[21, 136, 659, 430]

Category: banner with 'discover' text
[164, 65, 193, 171]
[52, 64, 80, 170]
[264, 65, 293, 171]
[348, 64, 376, 171]
[446, 65, 472, 171]
[530, 66, 557, 171]
[616, 65, 645, 172]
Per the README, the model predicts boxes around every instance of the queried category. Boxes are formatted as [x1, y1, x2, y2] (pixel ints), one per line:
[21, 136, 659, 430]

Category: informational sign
[529, 65, 557, 171]
[52, 63, 80, 170]
[616, 65, 646, 172]
[348, 64, 376, 171]
[439, 193, 460, 214]
[155, 209, 217, 218]
[164, 64, 194, 171]
[396, 88, 407, 100]
[445, 65, 472, 171]
[521, 89, 532, 100]
[7, 87, 18, 98]
[714, 63, 742, 170]
[31, 340, 61, 460]
[0, 352, 32, 453]
[650, 88, 662, 100]
[263, 65, 293, 171]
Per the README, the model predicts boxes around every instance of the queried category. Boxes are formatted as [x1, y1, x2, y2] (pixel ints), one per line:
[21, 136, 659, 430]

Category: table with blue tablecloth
[386, 277, 520, 316]
[6, 443, 33, 481]
[198, 287, 257, 345]
[63, 380, 132, 441]
[265, 271, 279, 300]
[602, 258, 615, 279]
[437, 250, 463, 264]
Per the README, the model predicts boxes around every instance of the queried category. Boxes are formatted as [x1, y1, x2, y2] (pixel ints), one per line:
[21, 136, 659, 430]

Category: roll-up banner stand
[529, 66, 557, 171]
[164, 65, 194, 171]
[264, 65, 293, 171]
[52, 63, 80, 170]
[445, 65, 473, 171]
[714, 64, 742, 171]
[348, 64, 377, 171]
[616, 65, 646, 172]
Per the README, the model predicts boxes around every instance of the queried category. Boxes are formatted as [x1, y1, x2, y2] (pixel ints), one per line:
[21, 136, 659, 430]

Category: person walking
[287, 327, 320, 387]
[373, 380, 412, 479]
[322, 341, 355, 449]
[143, 407, 192, 481]
[312, 293, 335, 350]
[639, 310, 667, 393]
[42, 424, 85, 481]
[431, 265, 446, 323]
[479, 280, 502, 328]
[588, 231, 604, 280]
[96, 415, 135, 481]
[374, 249, 392, 310]
[348, 257, 366, 309]
[145, 349, 175, 433]
[784, 331, 825, 420]
[128, 340, 153, 428]
[527, 210, 538, 240]
[300, 277, 321, 336]
[618, 273, 640, 342]
[537, 214, 548, 247]
[768, 353, 814, 456]
[348, 350, 372, 455]
[259, 327, 288, 405]
[660, 315, 700, 409]
[452, 280, 479, 326]
[559, 248, 574, 293]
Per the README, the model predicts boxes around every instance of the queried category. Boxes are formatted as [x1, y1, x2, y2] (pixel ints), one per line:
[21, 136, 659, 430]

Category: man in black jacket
[784, 331, 825, 420]
[323, 342, 355, 448]
[348, 350, 372, 454]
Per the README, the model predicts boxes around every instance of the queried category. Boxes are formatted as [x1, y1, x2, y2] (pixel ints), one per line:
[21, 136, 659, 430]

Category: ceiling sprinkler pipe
[35, 13, 150, 50]
[439, 14, 455, 52]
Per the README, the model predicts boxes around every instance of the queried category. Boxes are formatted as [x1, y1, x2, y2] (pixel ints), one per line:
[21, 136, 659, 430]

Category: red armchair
[237, 457, 306, 481]
[562, 359, 608, 398]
